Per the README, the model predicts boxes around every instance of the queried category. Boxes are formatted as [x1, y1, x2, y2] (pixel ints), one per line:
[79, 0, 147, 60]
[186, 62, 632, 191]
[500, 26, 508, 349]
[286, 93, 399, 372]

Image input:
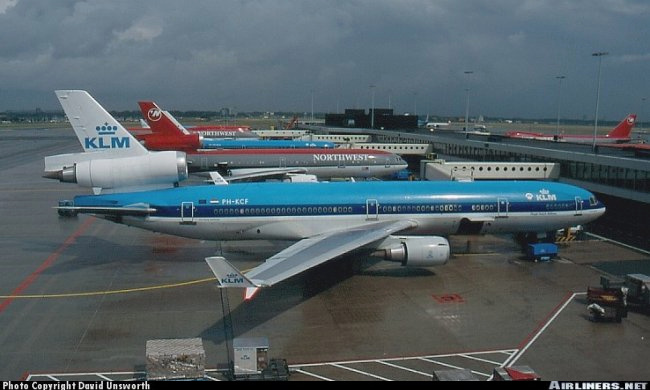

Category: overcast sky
[1, 0, 648, 120]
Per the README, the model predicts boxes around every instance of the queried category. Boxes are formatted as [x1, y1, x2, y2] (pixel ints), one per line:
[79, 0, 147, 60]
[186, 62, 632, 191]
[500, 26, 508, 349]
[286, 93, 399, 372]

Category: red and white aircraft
[504, 114, 636, 144]
[129, 107, 255, 139]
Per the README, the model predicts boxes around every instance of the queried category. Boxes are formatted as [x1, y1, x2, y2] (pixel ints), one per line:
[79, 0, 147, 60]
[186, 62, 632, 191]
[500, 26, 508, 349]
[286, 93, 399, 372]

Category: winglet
[205, 256, 261, 300]
[205, 256, 257, 288]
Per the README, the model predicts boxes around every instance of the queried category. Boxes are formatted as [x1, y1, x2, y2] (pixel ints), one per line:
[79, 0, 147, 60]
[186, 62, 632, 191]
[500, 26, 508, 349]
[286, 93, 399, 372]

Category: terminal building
[325, 108, 418, 130]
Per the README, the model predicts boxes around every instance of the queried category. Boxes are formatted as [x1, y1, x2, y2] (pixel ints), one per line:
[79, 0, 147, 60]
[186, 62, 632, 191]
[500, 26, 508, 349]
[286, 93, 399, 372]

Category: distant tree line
[0, 109, 623, 127]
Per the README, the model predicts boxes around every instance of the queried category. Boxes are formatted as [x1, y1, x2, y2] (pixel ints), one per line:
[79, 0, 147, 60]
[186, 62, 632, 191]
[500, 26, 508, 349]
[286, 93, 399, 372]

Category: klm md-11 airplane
[58, 179, 606, 299]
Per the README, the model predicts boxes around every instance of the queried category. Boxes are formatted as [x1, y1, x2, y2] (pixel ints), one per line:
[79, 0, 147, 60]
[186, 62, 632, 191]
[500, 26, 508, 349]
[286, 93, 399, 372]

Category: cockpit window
[589, 196, 598, 206]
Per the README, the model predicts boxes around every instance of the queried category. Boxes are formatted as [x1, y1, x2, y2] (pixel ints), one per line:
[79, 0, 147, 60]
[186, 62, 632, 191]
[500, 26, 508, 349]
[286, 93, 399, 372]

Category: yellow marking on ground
[0, 277, 217, 299]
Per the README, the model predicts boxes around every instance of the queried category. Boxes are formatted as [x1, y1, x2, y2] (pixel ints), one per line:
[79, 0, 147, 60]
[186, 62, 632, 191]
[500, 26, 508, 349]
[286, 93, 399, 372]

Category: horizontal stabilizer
[54, 205, 156, 216]
[208, 171, 229, 185]
[225, 168, 308, 182]
[205, 256, 259, 289]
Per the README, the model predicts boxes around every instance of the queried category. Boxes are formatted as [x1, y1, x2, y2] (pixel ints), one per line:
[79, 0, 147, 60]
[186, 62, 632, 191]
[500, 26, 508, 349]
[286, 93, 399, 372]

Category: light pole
[369, 85, 376, 129]
[310, 89, 314, 123]
[464, 71, 473, 131]
[641, 97, 647, 132]
[413, 92, 418, 117]
[592, 52, 609, 152]
[555, 76, 566, 138]
[388, 89, 392, 110]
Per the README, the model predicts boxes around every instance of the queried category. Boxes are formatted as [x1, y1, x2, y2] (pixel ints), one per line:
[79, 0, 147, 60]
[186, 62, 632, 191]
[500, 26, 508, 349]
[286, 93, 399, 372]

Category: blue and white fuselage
[200, 138, 335, 149]
[70, 180, 605, 241]
[65, 180, 605, 298]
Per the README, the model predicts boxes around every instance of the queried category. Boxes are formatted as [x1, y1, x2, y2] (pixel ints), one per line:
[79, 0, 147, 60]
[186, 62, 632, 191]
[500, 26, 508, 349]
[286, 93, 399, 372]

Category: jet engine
[46, 151, 188, 192]
[373, 236, 450, 267]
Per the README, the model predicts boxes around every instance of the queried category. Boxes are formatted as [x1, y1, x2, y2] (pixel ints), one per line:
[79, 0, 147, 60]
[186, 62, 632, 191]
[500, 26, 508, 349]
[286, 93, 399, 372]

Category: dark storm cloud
[0, 0, 648, 120]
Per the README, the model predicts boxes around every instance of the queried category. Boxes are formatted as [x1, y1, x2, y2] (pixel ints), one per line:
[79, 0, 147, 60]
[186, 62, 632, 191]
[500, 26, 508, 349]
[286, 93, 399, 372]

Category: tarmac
[1, 127, 649, 381]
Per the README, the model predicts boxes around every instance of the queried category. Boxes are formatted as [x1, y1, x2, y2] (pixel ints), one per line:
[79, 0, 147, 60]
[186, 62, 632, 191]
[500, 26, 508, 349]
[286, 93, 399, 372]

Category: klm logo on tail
[84, 123, 130, 149]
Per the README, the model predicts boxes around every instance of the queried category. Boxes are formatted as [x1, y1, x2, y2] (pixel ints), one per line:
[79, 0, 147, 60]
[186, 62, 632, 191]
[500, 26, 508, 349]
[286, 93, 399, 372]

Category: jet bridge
[421, 159, 560, 181]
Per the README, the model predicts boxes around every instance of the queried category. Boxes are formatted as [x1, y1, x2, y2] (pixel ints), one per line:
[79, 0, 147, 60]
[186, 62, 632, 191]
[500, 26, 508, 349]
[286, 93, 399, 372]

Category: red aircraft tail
[606, 114, 636, 139]
[136, 101, 201, 150]
[138, 101, 191, 137]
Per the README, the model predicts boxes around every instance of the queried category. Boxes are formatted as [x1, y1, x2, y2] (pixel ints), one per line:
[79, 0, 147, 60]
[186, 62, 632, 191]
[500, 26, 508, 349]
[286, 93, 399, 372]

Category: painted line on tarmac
[329, 363, 392, 381]
[0, 217, 95, 313]
[0, 277, 217, 299]
[505, 291, 583, 367]
[293, 369, 335, 381]
[586, 232, 650, 256]
[377, 360, 433, 378]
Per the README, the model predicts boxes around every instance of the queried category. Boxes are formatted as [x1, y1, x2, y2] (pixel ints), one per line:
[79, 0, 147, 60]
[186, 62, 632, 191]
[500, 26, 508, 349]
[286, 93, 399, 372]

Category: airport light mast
[592, 51, 608, 152]
[370, 84, 376, 129]
[310, 89, 314, 123]
[464, 71, 473, 131]
[641, 97, 647, 132]
[413, 91, 418, 117]
[555, 75, 566, 138]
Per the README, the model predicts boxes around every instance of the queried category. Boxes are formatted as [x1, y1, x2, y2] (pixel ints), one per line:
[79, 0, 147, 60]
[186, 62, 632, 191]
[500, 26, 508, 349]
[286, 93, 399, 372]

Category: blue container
[526, 243, 558, 262]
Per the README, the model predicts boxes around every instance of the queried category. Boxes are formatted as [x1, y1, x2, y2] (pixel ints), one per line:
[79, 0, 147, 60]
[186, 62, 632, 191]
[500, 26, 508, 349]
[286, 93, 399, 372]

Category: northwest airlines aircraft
[504, 114, 636, 144]
[137, 101, 407, 180]
[136, 101, 334, 150]
[58, 178, 606, 299]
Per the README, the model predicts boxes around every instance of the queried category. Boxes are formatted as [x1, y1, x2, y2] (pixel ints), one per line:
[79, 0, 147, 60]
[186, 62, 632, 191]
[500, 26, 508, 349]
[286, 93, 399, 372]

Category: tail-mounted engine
[44, 151, 188, 192]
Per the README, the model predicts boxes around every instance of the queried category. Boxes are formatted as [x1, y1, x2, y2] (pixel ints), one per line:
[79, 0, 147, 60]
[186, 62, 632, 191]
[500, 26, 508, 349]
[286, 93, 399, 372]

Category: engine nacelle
[57, 151, 188, 191]
[373, 236, 450, 267]
[138, 133, 202, 151]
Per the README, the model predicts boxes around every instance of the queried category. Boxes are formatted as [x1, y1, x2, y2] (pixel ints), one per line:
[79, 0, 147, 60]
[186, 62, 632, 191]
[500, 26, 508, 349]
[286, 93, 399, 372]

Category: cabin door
[366, 199, 379, 220]
[497, 198, 509, 218]
[574, 197, 583, 216]
[181, 202, 195, 224]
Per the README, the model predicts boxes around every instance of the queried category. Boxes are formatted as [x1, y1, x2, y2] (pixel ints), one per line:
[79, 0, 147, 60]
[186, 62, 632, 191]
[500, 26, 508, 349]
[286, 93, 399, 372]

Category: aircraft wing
[206, 219, 417, 299]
